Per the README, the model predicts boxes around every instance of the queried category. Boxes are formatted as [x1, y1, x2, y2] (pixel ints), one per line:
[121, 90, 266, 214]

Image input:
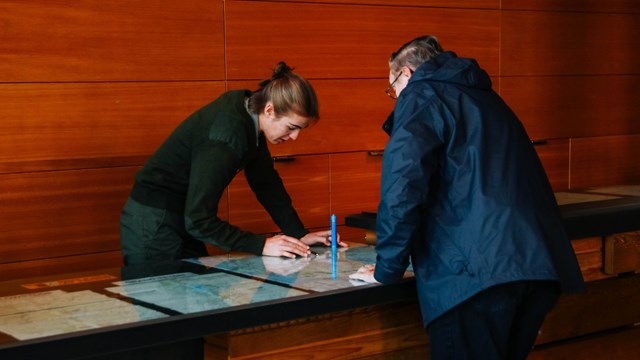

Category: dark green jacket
[131, 90, 307, 254]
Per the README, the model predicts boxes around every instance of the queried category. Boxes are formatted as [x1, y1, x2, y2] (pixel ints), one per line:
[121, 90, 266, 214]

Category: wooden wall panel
[226, 2, 500, 79]
[331, 152, 383, 224]
[0, 0, 638, 317]
[501, 75, 640, 140]
[0, 165, 229, 267]
[229, 80, 392, 156]
[0, 167, 137, 263]
[503, 0, 640, 13]
[228, 155, 330, 234]
[501, 11, 640, 76]
[0, 82, 226, 172]
[534, 140, 570, 192]
[0, 0, 225, 82]
[337, 225, 368, 245]
[243, 0, 498, 9]
[570, 135, 640, 188]
[0, 251, 122, 282]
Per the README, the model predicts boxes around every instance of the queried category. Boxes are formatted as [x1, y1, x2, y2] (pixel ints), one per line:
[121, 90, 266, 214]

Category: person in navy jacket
[350, 35, 585, 360]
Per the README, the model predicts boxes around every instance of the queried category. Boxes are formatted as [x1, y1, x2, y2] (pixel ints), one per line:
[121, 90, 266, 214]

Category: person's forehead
[284, 113, 310, 128]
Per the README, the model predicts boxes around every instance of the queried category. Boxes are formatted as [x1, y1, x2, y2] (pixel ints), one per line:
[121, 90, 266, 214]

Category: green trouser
[120, 197, 207, 265]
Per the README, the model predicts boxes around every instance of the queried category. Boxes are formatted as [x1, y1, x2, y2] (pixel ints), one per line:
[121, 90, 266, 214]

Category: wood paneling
[534, 140, 569, 191]
[240, 0, 498, 9]
[205, 301, 428, 359]
[604, 231, 640, 275]
[0, 251, 122, 282]
[536, 274, 640, 344]
[571, 236, 610, 282]
[228, 155, 330, 234]
[0, 164, 229, 268]
[1, 10, 639, 360]
[229, 80, 392, 156]
[336, 225, 368, 245]
[530, 326, 640, 360]
[269, 154, 330, 230]
[501, 11, 640, 76]
[0, 0, 225, 82]
[0, 82, 226, 172]
[501, 76, 640, 140]
[0, 167, 137, 263]
[0, 156, 148, 176]
[226, 2, 500, 79]
[571, 237, 602, 256]
[503, 0, 640, 13]
[331, 152, 383, 224]
[570, 135, 640, 188]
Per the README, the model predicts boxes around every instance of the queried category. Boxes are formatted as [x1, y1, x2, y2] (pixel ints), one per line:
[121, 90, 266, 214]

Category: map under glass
[0, 290, 166, 340]
[188, 243, 414, 292]
[106, 272, 308, 314]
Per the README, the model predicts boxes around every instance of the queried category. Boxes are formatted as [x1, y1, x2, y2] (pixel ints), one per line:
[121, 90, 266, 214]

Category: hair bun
[272, 61, 294, 79]
[249, 61, 318, 120]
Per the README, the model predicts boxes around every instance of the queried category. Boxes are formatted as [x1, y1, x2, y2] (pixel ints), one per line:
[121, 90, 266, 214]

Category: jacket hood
[382, 52, 491, 135]
[410, 51, 492, 90]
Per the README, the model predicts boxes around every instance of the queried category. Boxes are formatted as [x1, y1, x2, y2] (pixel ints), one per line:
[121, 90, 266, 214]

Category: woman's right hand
[262, 234, 311, 258]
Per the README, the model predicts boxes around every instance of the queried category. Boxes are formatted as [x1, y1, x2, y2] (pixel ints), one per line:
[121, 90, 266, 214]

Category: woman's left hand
[300, 230, 348, 248]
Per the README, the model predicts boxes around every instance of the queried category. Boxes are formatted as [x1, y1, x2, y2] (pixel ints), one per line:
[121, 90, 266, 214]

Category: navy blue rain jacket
[374, 51, 585, 326]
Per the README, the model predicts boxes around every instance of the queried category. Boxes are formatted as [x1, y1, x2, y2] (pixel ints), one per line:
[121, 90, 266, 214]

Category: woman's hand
[300, 230, 349, 248]
[263, 234, 311, 258]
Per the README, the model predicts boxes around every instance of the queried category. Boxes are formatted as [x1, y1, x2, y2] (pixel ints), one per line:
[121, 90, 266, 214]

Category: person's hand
[349, 264, 379, 283]
[263, 234, 311, 258]
[300, 230, 348, 248]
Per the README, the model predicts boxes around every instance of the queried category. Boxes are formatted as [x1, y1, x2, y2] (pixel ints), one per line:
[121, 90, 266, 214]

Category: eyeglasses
[385, 73, 402, 100]
[385, 68, 413, 100]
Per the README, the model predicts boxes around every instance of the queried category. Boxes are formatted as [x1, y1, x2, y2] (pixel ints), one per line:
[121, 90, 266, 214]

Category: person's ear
[401, 66, 413, 78]
[264, 102, 275, 118]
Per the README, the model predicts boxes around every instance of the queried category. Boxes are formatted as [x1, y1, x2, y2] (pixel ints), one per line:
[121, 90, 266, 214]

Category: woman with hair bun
[120, 62, 346, 265]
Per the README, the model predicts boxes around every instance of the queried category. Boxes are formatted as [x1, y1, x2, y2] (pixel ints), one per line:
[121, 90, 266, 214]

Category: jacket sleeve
[244, 136, 308, 239]
[184, 140, 266, 255]
[374, 96, 446, 284]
